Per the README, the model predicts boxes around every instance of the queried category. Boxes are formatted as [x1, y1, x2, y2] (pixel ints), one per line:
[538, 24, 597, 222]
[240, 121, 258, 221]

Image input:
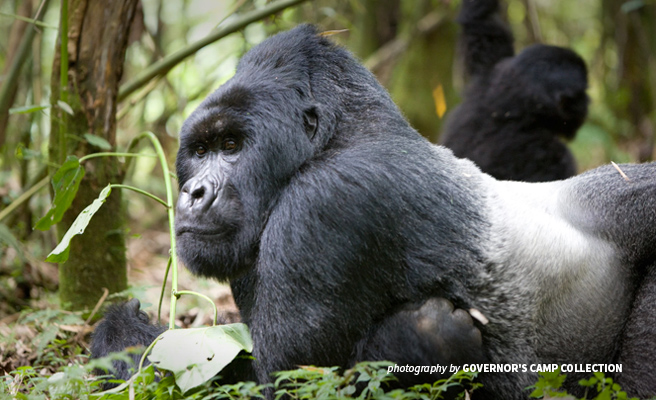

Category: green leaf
[57, 100, 74, 115]
[35, 156, 85, 231]
[46, 185, 112, 263]
[621, 0, 644, 13]
[597, 387, 612, 400]
[9, 104, 49, 114]
[83, 133, 112, 150]
[14, 143, 41, 161]
[148, 324, 253, 393]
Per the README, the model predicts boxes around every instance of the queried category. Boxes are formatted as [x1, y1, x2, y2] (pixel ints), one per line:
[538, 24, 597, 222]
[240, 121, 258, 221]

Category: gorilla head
[174, 26, 409, 280]
[487, 44, 589, 138]
[175, 28, 324, 279]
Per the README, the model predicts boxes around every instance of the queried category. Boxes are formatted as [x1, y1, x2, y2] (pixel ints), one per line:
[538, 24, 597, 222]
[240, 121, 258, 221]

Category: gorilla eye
[223, 138, 238, 151]
[195, 144, 207, 157]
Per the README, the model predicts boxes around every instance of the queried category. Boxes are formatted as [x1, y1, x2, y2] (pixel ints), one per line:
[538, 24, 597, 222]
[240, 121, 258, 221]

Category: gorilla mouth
[176, 226, 231, 238]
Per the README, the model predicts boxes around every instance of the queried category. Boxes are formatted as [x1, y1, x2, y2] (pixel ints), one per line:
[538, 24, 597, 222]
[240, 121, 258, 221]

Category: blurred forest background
[0, 0, 655, 381]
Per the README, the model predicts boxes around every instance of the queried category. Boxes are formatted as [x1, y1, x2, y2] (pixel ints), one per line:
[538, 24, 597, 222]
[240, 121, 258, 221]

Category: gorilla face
[487, 44, 589, 137]
[175, 80, 318, 280]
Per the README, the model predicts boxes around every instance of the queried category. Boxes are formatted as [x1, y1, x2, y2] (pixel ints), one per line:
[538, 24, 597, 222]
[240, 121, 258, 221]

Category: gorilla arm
[457, 0, 514, 79]
[230, 139, 488, 385]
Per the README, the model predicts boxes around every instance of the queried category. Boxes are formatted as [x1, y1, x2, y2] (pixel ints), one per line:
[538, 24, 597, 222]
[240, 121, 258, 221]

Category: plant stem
[175, 290, 218, 326]
[133, 131, 178, 330]
[0, 11, 58, 29]
[109, 184, 168, 208]
[79, 152, 153, 162]
[0, 176, 49, 223]
[158, 257, 172, 322]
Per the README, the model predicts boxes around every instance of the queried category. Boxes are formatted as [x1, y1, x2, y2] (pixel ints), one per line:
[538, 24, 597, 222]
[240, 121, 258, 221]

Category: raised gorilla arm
[457, 0, 514, 79]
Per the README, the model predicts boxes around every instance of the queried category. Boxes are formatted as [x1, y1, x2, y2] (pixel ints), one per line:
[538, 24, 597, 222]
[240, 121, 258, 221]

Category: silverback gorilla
[439, 0, 588, 182]
[92, 25, 656, 399]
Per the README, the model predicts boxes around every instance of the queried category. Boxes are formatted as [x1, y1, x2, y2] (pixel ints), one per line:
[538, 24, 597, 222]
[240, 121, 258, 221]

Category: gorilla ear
[303, 107, 318, 140]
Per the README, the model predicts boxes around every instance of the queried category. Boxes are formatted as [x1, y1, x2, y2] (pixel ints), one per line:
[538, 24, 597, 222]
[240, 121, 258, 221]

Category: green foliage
[34, 155, 86, 231]
[14, 143, 44, 161]
[578, 373, 637, 400]
[94, 367, 266, 400]
[529, 370, 638, 400]
[3, 346, 648, 400]
[1, 362, 105, 399]
[0, 309, 94, 399]
[272, 362, 477, 400]
[528, 369, 568, 398]
[87, 361, 476, 400]
[148, 324, 253, 393]
[18, 309, 86, 357]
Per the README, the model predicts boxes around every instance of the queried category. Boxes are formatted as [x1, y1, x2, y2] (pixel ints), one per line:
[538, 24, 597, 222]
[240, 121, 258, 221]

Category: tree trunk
[50, 0, 139, 311]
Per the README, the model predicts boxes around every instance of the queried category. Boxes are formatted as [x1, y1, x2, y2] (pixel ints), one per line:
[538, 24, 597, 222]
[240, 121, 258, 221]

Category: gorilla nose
[179, 178, 217, 212]
[190, 182, 206, 200]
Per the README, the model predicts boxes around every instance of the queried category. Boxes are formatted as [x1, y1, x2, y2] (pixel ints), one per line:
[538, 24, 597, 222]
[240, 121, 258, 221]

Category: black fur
[355, 298, 485, 387]
[439, 0, 588, 182]
[92, 25, 656, 399]
[616, 266, 656, 395]
[91, 299, 165, 386]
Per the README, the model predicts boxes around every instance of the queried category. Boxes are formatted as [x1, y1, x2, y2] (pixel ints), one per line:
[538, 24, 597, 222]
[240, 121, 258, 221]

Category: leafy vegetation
[529, 370, 639, 400]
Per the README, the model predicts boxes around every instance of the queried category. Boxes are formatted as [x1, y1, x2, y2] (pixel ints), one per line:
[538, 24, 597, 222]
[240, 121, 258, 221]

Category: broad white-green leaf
[149, 324, 252, 393]
[46, 185, 112, 263]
